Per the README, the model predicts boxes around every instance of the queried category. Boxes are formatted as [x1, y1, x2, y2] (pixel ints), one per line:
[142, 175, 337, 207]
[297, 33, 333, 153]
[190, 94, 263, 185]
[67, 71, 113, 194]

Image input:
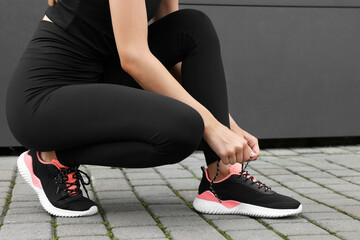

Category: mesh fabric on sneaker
[195, 160, 302, 215]
[31, 150, 95, 211]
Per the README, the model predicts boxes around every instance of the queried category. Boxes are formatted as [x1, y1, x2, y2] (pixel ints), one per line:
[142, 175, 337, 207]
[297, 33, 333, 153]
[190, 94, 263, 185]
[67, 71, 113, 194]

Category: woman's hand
[228, 113, 260, 161]
[203, 122, 254, 165]
[236, 129, 260, 161]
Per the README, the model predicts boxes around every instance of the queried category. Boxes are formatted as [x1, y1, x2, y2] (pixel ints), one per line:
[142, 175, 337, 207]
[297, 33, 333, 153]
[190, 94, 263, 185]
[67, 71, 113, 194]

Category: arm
[109, 0, 217, 132]
[152, 0, 183, 85]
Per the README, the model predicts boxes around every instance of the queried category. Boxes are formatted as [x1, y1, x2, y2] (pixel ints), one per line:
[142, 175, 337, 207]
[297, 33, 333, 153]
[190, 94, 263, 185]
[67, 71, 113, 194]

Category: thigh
[17, 83, 202, 151]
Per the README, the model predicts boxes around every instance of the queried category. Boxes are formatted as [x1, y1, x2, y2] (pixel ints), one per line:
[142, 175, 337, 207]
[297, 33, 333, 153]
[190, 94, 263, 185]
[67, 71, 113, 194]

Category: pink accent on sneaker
[204, 167, 237, 183]
[230, 163, 257, 182]
[229, 163, 242, 174]
[24, 151, 43, 190]
[36, 152, 68, 169]
[205, 163, 257, 183]
[197, 190, 241, 209]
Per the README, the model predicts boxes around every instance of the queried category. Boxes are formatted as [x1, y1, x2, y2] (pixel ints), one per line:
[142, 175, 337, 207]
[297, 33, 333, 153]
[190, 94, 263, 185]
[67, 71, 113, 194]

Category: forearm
[169, 62, 182, 85]
[124, 52, 219, 132]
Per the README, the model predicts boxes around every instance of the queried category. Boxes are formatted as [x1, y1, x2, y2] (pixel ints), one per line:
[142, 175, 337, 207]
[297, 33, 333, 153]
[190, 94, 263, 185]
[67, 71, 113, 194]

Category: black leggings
[6, 9, 230, 168]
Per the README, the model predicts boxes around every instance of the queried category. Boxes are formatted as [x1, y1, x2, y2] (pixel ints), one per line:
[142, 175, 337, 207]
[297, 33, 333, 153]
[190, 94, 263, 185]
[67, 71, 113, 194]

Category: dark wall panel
[0, 1, 48, 146]
[180, 2, 360, 139]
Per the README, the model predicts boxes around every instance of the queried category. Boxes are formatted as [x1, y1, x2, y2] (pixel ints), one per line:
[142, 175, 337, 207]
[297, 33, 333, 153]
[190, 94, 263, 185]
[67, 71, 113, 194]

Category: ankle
[39, 151, 57, 163]
[207, 160, 230, 181]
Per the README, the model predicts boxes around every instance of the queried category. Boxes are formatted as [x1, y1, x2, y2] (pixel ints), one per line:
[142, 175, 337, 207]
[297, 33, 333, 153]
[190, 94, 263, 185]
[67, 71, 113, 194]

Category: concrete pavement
[1, 145, 360, 240]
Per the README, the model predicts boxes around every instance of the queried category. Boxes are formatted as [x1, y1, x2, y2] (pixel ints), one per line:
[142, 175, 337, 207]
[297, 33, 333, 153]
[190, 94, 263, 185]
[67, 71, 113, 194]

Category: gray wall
[180, 0, 360, 139]
[1, 0, 359, 146]
[0, 0, 48, 146]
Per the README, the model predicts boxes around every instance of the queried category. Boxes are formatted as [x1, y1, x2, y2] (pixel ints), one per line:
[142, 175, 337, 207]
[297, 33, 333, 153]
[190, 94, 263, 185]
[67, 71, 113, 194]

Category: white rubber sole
[193, 197, 302, 218]
[17, 151, 98, 217]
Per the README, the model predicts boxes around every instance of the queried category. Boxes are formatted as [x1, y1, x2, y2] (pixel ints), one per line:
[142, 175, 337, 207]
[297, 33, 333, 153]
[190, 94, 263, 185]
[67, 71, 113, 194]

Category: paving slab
[157, 168, 194, 179]
[260, 215, 308, 225]
[92, 179, 131, 191]
[288, 235, 340, 240]
[143, 196, 184, 205]
[101, 202, 145, 212]
[318, 198, 359, 207]
[148, 204, 197, 217]
[159, 216, 208, 227]
[315, 147, 350, 154]
[301, 204, 338, 213]
[316, 220, 360, 232]
[167, 178, 200, 190]
[291, 148, 323, 154]
[134, 185, 176, 199]
[57, 224, 107, 237]
[212, 219, 267, 231]
[335, 205, 360, 219]
[301, 212, 353, 221]
[177, 190, 197, 203]
[0, 170, 14, 181]
[166, 225, 226, 240]
[59, 237, 109, 240]
[227, 229, 283, 240]
[3, 212, 52, 224]
[56, 214, 104, 225]
[6, 205, 46, 215]
[112, 226, 165, 239]
[0, 222, 51, 240]
[266, 149, 299, 156]
[337, 231, 360, 240]
[130, 179, 166, 186]
[106, 211, 157, 227]
[270, 222, 329, 236]
[96, 190, 136, 200]
[126, 172, 161, 180]
[88, 168, 124, 179]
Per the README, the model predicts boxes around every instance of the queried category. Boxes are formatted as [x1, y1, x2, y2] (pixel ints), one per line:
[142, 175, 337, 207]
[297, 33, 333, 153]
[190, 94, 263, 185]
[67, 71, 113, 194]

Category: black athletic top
[45, 0, 162, 57]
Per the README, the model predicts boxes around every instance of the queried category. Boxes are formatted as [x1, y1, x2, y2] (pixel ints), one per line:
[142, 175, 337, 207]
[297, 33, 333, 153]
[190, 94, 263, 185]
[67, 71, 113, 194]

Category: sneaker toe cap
[65, 197, 97, 211]
[271, 193, 301, 209]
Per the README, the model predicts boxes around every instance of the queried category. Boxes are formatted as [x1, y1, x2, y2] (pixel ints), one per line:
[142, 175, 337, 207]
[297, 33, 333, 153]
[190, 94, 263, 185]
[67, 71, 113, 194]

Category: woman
[6, 0, 302, 218]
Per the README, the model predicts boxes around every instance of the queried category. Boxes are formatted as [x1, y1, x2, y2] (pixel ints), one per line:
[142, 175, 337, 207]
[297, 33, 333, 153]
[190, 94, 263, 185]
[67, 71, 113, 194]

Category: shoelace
[238, 161, 271, 191]
[209, 160, 271, 203]
[54, 167, 91, 198]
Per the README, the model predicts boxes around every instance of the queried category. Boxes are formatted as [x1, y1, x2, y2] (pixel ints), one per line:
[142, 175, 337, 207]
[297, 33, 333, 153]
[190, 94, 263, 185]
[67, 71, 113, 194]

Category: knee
[176, 9, 220, 47]
[158, 103, 204, 164]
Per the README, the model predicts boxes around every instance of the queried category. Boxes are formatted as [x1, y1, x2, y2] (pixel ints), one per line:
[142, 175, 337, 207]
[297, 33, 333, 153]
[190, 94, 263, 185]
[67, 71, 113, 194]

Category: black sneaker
[193, 161, 302, 218]
[17, 150, 98, 217]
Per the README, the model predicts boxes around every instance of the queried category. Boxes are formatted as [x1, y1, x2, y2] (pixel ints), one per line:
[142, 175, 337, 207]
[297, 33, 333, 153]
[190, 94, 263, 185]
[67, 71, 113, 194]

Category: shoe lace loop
[240, 161, 271, 191]
[55, 167, 91, 198]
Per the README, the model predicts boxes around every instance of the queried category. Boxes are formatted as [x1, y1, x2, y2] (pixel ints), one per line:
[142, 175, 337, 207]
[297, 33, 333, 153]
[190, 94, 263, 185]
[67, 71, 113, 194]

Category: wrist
[203, 116, 220, 138]
[231, 123, 245, 136]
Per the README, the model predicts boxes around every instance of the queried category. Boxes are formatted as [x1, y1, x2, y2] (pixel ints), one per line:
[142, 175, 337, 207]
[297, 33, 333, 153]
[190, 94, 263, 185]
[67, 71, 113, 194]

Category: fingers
[251, 143, 260, 161]
[244, 133, 260, 161]
[221, 151, 237, 165]
[229, 152, 236, 165]
[242, 145, 252, 163]
[221, 155, 230, 165]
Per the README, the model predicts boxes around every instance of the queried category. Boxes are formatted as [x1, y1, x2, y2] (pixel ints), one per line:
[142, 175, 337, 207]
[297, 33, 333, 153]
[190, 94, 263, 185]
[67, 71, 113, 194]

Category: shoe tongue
[229, 163, 257, 182]
[229, 163, 242, 174]
[51, 160, 79, 192]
